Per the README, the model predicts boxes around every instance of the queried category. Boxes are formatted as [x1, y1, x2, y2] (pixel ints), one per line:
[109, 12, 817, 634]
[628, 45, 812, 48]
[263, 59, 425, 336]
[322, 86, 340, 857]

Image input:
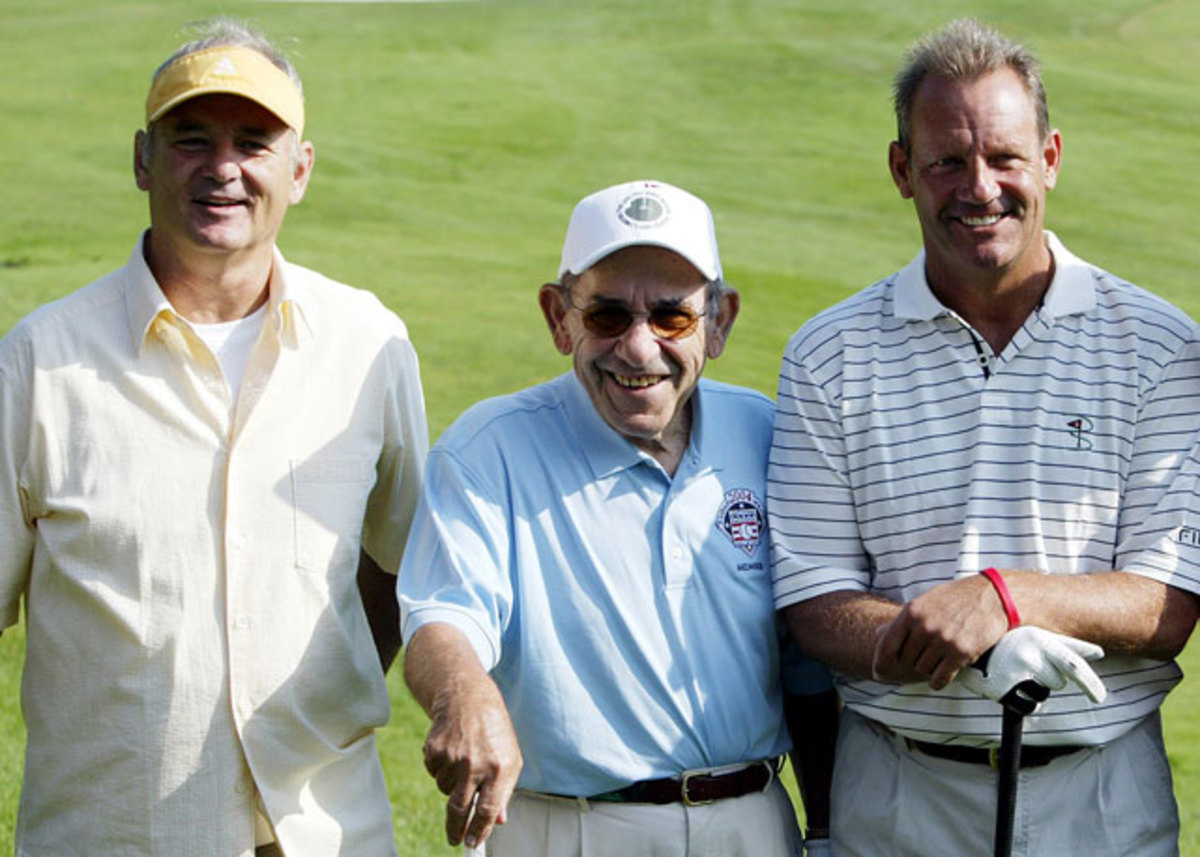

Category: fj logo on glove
[717, 488, 765, 556]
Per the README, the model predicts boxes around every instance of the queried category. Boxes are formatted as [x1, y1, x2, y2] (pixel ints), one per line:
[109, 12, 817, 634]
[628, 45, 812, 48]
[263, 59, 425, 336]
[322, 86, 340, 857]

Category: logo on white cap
[617, 191, 670, 229]
[558, 179, 722, 280]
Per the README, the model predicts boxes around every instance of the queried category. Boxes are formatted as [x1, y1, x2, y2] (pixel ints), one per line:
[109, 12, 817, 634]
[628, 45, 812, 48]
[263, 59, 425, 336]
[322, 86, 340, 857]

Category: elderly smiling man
[398, 180, 838, 857]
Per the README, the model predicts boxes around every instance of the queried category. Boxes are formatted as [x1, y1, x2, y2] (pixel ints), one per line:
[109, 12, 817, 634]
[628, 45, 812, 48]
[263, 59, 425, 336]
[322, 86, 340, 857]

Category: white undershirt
[189, 304, 268, 401]
[191, 303, 272, 843]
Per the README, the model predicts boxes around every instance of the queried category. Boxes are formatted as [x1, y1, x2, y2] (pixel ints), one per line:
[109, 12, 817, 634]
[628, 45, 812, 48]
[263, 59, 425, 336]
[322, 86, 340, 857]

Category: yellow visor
[145, 45, 305, 136]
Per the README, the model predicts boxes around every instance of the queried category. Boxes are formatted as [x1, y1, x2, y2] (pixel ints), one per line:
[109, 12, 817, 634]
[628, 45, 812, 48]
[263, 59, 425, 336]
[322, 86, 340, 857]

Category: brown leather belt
[585, 759, 779, 805]
[909, 739, 1085, 769]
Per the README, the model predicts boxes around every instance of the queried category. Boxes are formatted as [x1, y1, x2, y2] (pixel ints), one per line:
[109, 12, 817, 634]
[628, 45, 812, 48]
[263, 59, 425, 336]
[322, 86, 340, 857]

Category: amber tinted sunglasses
[566, 297, 707, 340]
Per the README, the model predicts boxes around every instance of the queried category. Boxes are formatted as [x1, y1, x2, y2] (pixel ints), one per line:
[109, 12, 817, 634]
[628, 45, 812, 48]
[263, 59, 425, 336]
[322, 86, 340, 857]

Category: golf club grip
[994, 704, 1024, 857]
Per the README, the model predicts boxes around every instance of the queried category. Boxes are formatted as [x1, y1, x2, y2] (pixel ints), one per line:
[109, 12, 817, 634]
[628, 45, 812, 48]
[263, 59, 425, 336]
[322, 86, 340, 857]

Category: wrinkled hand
[956, 625, 1108, 706]
[423, 680, 523, 848]
[873, 575, 1010, 690]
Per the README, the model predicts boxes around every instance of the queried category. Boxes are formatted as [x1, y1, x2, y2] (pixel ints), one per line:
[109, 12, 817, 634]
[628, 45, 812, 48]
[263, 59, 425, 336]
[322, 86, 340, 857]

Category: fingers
[441, 770, 514, 847]
[1059, 635, 1105, 662]
[463, 776, 519, 848]
[956, 626, 1109, 705]
[871, 618, 906, 681]
[872, 576, 1011, 689]
[874, 612, 946, 683]
[421, 695, 523, 847]
[1043, 640, 1108, 703]
[428, 751, 516, 847]
[444, 784, 477, 846]
[872, 595, 992, 689]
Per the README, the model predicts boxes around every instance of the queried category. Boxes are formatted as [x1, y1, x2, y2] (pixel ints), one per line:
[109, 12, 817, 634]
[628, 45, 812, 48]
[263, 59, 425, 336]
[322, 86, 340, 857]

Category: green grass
[2, 0, 1200, 853]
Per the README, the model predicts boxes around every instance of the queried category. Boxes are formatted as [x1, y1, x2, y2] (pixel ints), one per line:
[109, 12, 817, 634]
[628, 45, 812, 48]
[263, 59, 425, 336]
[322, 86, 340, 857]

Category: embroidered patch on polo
[716, 488, 764, 556]
[1066, 415, 1095, 450]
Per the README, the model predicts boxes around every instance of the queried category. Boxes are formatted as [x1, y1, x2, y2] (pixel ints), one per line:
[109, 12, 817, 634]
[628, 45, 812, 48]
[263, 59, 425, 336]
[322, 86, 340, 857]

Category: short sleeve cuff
[401, 606, 499, 671]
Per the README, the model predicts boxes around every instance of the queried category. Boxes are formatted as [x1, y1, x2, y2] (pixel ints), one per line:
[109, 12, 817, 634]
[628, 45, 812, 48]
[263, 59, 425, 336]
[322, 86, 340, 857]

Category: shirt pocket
[289, 456, 377, 573]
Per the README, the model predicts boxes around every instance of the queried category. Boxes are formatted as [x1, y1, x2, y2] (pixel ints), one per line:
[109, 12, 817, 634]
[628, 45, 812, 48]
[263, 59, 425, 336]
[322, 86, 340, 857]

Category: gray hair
[893, 18, 1048, 154]
[152, 17, 302, 93]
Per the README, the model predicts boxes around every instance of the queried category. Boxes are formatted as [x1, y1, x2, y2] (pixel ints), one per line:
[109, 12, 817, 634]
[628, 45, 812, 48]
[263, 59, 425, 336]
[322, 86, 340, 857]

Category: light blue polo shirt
[399, 372, 827, 795]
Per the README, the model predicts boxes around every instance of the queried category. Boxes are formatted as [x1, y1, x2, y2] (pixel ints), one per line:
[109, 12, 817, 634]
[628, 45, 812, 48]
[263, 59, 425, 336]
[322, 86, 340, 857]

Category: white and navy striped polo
[769, 232, 1200, 746]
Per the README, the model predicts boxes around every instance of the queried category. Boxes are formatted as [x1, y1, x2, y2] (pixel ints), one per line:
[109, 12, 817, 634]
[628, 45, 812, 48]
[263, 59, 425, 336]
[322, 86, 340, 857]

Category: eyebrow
[586, 294, 693, 307]
[166, 119, 279, 139]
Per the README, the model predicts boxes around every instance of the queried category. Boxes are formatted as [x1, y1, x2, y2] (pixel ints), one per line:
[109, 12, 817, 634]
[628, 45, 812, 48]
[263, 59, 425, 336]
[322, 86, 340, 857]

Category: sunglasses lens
[578, 304, 702, 339]
[649, 308, 700, 339]
[582, 306, 634, 337]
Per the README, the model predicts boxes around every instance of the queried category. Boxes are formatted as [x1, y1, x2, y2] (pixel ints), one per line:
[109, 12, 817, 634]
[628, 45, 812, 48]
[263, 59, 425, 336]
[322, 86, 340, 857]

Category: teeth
[614, 374, 661, 389]
[961, 214, 1003, 226]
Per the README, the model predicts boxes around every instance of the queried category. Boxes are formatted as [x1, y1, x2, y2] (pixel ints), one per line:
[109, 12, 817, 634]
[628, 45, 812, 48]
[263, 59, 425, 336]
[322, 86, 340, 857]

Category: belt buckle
[988, 747, 1000, 770]
[680, 771, 714, 806]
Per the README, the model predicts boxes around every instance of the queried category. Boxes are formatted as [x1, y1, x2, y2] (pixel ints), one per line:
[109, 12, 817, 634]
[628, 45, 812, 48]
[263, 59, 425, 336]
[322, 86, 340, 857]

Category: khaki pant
[831, 708, 1179, 857]
[484, 777, 801, 857]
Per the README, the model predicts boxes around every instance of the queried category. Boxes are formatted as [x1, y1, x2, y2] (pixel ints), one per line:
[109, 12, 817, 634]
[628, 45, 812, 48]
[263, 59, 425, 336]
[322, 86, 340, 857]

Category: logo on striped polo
[716, 488, 764, 556]
[1066, 415, 1094, 450]
[1179, 527, 1200, 547]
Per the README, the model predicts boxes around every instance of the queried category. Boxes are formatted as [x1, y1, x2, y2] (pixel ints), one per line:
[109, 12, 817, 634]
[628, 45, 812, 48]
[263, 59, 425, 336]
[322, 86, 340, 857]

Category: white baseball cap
[557, 180, 722, 281]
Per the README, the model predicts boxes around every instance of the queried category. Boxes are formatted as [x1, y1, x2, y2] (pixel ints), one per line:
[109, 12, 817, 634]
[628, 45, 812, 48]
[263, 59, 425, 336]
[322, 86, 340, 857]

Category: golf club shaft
[994, 703, 1024, 857]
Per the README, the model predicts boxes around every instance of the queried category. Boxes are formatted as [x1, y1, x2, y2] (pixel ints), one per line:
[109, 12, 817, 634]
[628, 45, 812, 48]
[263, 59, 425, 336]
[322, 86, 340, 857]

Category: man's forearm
[404, 622, 523, 848]
[404, 622, 496, 716]
[1001, 570, 1199, 660]
[788, 573, 1200, 695]
[784, 592, 904, 681]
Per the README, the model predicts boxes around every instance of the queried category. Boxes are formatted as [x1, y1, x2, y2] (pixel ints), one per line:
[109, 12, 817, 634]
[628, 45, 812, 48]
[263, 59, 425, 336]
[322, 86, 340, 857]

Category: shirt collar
[891, 230, 1096, 322]
[562, 371, 709, 480]
[124, 232, 314, 354]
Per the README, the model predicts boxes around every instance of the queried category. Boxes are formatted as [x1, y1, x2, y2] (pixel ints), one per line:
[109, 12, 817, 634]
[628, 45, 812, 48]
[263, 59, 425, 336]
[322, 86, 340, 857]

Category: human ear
[538, 283, 573, 355]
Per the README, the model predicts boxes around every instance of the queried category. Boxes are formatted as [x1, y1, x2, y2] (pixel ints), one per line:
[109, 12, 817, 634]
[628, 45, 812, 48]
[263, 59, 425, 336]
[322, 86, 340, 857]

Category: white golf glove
[803, 837, 831, 857]
[956, 625, 1107, 705]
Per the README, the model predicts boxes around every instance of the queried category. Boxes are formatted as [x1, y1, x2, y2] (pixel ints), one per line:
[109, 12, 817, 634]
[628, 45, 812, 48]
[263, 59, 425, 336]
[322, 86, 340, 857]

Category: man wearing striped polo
[768, 18, 1200, 856]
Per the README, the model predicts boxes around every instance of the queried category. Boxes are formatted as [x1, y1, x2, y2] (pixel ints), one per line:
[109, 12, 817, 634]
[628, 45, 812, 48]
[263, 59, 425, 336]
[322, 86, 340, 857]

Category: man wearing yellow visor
[0, 18, 427, 856]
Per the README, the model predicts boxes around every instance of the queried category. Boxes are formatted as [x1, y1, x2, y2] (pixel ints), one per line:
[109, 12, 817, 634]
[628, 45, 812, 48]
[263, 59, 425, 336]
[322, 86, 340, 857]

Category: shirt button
[671, 545, 684, 560]
[230, 532, 247, 552]
[233, 615, 253, 631]
[235, 778, 251, 795]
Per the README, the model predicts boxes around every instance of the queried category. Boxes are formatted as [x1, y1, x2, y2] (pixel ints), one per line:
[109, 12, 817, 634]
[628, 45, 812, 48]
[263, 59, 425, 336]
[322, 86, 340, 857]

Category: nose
[959, 156, 999, 204]
[203, 138, 241, 183]
[613, 315, 662, 366]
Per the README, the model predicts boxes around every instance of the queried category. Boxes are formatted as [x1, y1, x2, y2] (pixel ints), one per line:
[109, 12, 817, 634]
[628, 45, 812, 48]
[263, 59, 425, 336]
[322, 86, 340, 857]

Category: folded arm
[788, 572, 1199, 691]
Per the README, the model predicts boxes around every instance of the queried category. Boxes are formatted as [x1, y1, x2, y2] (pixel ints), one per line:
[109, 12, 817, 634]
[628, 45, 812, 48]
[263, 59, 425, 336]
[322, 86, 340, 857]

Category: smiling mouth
[194, 197, 246, 209]
[612, 373, 666, 390]
[954, 211, 1009, 228]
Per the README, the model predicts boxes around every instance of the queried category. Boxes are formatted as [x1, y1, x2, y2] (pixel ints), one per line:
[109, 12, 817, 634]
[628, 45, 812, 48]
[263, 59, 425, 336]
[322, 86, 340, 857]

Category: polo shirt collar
[563, 371, 707, 480]
[125, 232, 314, 353]
[892, 230, 1096, 322]
[266, 248, 315, 347]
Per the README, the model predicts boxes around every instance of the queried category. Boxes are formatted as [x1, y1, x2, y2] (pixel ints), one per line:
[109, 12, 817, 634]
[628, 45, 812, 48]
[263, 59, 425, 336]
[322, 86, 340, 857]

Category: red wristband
[980, 567, 1020, 630]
